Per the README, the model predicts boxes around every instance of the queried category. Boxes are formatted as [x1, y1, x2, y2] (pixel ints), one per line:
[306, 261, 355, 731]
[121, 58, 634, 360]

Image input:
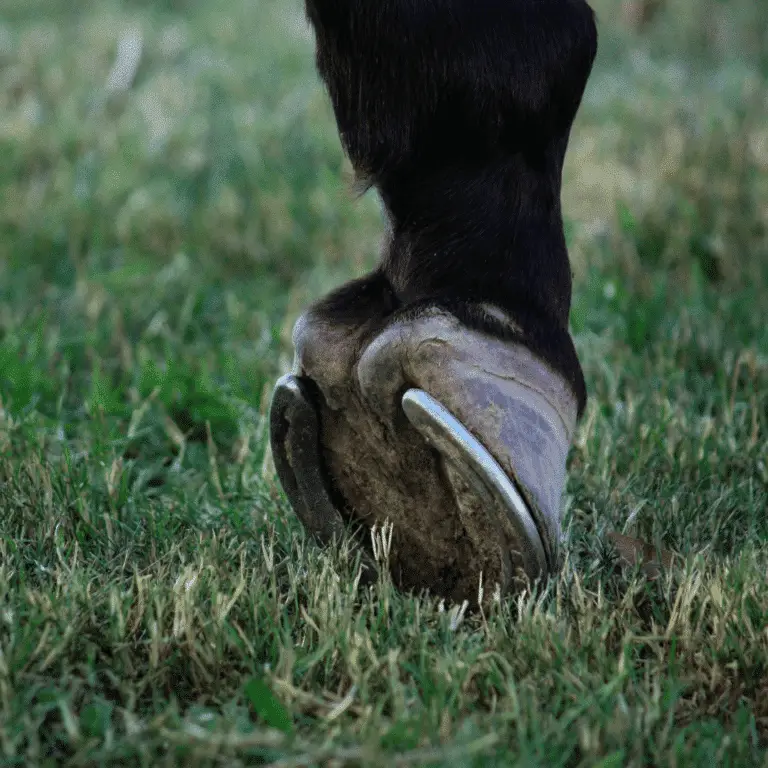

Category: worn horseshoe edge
[269, 374, 347, 541]
[269, 374, 549, 589]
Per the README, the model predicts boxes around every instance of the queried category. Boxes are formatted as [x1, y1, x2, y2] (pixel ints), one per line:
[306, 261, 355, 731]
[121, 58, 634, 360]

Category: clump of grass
[612, 97, 768, 290]
[593, 0, 768, 71]
[2, 442, 767, 764]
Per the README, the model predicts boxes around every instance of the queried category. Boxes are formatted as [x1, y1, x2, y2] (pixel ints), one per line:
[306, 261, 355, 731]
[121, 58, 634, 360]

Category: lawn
[1, 0, 767, 765]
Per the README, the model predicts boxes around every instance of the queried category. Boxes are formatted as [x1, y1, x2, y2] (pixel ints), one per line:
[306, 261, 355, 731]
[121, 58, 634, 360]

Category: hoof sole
[269, 375, 548, 597]
[401, 388, 547, 582]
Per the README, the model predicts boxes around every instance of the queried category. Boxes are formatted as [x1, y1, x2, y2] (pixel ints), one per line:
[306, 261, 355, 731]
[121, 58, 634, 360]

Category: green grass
[1, 0, 767, 765]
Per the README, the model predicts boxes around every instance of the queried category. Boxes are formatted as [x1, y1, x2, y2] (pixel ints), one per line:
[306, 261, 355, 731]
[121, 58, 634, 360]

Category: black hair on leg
[304, 0, 598, 416]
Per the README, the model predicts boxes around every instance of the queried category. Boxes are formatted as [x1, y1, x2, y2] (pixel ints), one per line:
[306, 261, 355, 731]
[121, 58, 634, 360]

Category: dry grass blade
[106, 27, 144, 93]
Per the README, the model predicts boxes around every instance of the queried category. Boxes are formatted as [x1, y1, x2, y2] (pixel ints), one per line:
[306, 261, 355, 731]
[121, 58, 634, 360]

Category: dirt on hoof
[318, 386, 517, 605]
[289, 304, 576, 606]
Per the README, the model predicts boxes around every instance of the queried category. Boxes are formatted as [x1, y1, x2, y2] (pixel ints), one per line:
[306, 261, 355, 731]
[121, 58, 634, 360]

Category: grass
[1, 0, 767, 765]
